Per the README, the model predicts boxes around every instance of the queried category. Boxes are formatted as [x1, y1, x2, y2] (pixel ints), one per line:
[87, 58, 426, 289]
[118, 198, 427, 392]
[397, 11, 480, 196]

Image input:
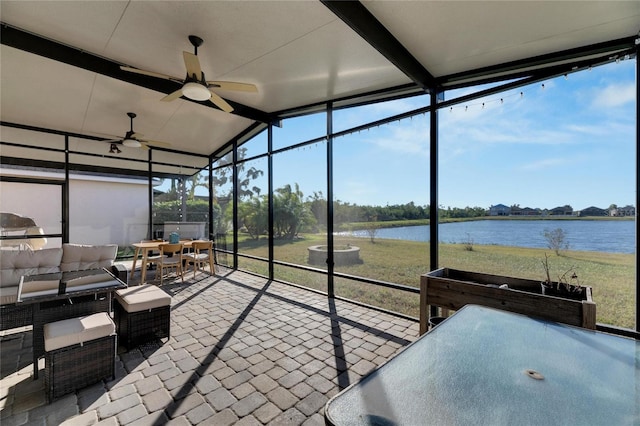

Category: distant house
[488, 204, 510, 216]
[511, 206, 540, 216]
[578, 206, 607, 217]
[610, 205, 636, 217]
[550, 205, 573, 216]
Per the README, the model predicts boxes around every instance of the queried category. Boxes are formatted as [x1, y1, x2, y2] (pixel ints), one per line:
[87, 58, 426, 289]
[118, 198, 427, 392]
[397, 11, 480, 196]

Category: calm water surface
[343, 220, 636, 254]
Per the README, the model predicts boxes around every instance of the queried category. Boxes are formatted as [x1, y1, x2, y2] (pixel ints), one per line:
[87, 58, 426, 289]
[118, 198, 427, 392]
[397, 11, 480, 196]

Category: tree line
[155, 181, 491, 240]
[153, 148, 487, 240]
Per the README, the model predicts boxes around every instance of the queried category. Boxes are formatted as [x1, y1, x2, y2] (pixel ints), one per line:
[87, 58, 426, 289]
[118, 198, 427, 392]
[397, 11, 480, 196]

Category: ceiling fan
[104, 112, 170, 150]
[120, 35, 257, 113]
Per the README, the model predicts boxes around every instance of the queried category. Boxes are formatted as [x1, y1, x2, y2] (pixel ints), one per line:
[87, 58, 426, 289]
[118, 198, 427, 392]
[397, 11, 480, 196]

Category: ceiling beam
[321, 0, 439, 92]
[0, 23, 275, 124]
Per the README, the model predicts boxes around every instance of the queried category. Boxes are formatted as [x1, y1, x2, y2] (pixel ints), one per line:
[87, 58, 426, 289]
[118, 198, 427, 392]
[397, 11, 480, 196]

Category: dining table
[17, 268, 127, 379]
[131, 239, 208, 284]
[324, 304, 640, 426]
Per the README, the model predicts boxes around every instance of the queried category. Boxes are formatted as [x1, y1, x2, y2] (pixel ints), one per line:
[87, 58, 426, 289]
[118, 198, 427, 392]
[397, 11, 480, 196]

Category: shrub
[542, 228, 569, 255]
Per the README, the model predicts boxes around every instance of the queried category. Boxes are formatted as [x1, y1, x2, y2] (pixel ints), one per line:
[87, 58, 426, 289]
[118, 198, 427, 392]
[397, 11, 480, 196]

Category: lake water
[342, 220, 636, 254]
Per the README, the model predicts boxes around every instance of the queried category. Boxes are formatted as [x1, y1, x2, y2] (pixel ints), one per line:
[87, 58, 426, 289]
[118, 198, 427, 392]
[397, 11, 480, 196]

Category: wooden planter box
[420, 268, 596, 334]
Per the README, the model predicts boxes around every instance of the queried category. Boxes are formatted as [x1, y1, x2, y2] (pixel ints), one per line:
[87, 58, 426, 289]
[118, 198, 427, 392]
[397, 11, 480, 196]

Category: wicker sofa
[0, 243, 127, 331]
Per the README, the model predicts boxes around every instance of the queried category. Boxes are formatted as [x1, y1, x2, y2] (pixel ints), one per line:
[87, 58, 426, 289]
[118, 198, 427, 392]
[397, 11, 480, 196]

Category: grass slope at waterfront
[237, 233, 635, 329]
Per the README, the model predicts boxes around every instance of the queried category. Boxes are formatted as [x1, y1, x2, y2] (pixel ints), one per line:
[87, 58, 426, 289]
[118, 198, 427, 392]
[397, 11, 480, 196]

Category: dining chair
[184, 240, 215, 278]
[140, 239, 163, 270]
[157, 243, 184, 285]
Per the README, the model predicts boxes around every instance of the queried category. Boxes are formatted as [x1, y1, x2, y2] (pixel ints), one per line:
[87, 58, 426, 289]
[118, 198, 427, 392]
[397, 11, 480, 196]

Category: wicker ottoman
[43, 312, 116, 402]
[114, 285, 171, 349]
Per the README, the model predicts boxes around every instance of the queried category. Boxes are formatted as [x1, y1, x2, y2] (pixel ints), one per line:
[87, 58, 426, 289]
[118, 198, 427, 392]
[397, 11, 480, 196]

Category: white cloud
[366, 120, 430, 156]
[564, 123, 609, 136]
[592, 82, 635, 108]
[519, 157, 569, 171]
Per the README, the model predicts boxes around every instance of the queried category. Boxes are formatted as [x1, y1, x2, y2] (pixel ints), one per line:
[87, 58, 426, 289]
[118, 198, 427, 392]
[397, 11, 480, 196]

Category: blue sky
[440, 60, 636, 210]
[227, 59, 636, 211]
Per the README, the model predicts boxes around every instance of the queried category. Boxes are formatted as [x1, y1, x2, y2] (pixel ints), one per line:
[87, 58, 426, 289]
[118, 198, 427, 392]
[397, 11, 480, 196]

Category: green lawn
[235, 233, 636, 329]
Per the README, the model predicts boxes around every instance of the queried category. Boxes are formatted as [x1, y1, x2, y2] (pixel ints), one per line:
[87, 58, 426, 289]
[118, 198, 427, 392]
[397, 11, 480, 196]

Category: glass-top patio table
[325, 304, 640, 425]
[17, 268, 126, 379]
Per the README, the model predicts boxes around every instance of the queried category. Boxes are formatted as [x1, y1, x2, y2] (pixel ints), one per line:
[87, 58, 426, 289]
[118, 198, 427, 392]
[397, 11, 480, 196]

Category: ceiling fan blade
[102, 138, 121, 143]
[141, 139, 171, 148]
[208, 91, 234, 113]
[183, 51, 202, 80]
[208, 81, 258, 93]
[120, 66, 182, 82]
[130, 132, 144, 139]
[161, 89, 184, 102]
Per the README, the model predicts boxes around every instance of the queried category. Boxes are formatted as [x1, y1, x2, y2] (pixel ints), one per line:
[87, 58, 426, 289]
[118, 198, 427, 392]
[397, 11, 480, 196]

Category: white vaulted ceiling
[1, 1, 638, 164]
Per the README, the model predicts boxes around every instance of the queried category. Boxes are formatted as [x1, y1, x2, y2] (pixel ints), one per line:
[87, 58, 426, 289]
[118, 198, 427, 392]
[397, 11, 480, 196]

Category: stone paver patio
[1, 266, 419, 425]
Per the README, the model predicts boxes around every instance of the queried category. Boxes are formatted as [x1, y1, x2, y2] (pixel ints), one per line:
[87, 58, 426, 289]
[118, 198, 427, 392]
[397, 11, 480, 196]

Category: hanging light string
[290, 136, 328, 151]
[446, 54, 635, 114]
[330, 57, 631, 139]
[447, 81, 547, 114]
[338, 81, 550, 137]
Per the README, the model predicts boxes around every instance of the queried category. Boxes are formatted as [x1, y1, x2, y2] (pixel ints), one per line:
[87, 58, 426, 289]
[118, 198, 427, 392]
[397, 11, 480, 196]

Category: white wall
[0, 180, 62, 232]
[1, 168, 149, 247]
[69, 176, 148, 246]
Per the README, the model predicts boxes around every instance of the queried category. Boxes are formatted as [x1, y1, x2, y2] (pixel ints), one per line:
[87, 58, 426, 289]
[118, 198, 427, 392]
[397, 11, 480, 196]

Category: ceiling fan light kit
[122, 138, 142, 148]
[182, 81, 211, 101]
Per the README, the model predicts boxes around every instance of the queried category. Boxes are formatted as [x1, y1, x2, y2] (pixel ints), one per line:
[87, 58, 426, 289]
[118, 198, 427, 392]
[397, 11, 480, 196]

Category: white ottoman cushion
[44, 312, 115, 352]
[115, 284, 171, 313]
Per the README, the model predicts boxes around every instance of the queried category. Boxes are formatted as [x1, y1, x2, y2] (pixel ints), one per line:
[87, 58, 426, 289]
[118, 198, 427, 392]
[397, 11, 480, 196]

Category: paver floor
[1, 266, 418, 425]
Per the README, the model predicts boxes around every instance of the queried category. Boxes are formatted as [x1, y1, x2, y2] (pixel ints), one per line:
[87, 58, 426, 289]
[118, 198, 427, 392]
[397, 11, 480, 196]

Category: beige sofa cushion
[115, 284, 171, 313]
[60, 244, 117, 272]
[0, 248, 63, 287]
[44, 312, 115, 352]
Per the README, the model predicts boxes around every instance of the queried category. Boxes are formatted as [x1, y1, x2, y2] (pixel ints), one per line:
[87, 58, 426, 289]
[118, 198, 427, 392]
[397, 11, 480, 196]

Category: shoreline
[343, 215, 634, 231]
